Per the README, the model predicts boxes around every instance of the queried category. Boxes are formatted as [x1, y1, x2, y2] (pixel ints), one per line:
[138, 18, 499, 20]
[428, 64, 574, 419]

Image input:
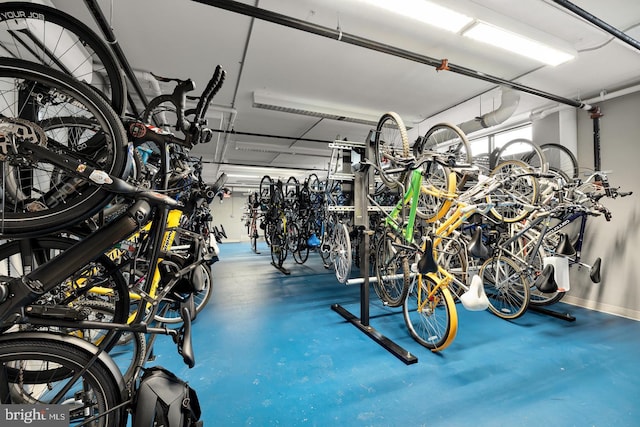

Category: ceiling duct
[457, 86, 520, 135]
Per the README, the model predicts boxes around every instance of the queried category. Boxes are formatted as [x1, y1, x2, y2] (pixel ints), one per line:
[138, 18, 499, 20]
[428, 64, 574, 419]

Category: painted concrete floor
[150, 241, 640, 427]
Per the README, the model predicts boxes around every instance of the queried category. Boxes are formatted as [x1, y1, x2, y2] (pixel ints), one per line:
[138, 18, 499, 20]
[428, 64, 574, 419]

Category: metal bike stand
[331, 139, 417, 365]
[272, 262, 291, 275]
[529, 305, 576, 321]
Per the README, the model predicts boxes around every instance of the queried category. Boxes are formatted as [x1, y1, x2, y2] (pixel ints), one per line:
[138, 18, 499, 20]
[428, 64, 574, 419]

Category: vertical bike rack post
[331, 131, 417, 365]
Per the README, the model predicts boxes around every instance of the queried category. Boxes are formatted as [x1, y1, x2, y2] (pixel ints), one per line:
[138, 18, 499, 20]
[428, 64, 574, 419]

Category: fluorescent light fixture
[253, 90, 382, 126]
[463, 21, 575, 66]
[361, 0, 473, 32]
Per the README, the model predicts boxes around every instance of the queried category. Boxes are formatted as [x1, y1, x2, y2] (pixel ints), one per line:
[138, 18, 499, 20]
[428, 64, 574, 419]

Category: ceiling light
[361, 0, 473, 32]
[463, 21, 575, 66]
[253, 90, 382, 126]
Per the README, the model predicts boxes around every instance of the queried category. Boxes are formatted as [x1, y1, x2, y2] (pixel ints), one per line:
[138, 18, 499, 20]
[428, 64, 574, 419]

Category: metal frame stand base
[331, 304, 418, 365]
[529, 305, 576, 321]
[271, 262, 291, 275]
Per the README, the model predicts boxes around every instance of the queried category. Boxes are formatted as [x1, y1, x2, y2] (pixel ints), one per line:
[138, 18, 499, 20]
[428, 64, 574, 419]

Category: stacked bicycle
[0, 4, 228, 424]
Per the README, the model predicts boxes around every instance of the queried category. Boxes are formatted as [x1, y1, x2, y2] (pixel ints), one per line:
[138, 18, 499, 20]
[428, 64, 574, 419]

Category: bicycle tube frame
[385, 169, 422, 243]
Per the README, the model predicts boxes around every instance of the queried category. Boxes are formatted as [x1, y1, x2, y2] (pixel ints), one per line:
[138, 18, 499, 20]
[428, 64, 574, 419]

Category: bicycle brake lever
[178, 305, 195, 368]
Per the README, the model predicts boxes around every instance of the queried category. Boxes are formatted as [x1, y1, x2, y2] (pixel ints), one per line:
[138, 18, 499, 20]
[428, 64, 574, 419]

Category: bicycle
[0, 58, 222, 425]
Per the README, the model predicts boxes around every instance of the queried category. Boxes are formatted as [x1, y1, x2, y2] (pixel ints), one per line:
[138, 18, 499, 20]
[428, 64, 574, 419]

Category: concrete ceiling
[48, 0, 640, 191]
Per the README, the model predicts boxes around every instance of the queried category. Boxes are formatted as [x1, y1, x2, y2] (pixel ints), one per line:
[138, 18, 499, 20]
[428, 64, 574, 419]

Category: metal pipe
[552, 0, 640, 52]
[457, 86, 520, 135]
[83, 0, 149, 115]
[193, 0, 596, 112]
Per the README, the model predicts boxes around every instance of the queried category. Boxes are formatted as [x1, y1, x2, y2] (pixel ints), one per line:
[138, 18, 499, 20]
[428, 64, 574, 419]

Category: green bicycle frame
[384, 169, 423, 244]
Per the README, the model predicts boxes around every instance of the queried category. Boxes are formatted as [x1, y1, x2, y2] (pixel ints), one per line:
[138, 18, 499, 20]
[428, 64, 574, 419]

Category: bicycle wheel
[491, 138, 548, 173]
[417, 162, 455, 222]
[0, 2, 126, 114]
[374, 230, 410, 307]
[333, 221, 352, 283]
[259, 175, 272, 204]
[479, 254, 530, 319]
[415, 123, 472, 190]
[270, 217, 287, 267]
[402, 275, 458, 351]
[0, 332, 127, 426]
[292, 223, 310, 265]
[0, 58, 128, 237]
[374, 112, 409, 189]
[0, 236, 130, 351]
[319, 212, 335, 268]
[436, 236, 469, 299]
[75, 300, 146, 386]
[285, 176, 299, 205]
[250, 218, 259, 253]
[532, 143, 579, 180]
[487, 160, 539, 223]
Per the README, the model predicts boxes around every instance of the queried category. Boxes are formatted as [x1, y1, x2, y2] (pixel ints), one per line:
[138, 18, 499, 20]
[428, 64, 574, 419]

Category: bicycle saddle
[417, 238, 438, 274]
[534, 264, 558, 293]
[555, 232, 576, 256]
[467, 227, 491, 260]
[460, 274, 489, 311]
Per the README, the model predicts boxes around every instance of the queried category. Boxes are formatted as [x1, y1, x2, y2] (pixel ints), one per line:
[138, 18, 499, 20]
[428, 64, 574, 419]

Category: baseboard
[561, 295, 640, 321]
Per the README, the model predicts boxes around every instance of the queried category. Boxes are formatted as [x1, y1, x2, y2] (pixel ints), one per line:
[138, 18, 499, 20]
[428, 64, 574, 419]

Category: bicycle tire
[0, 58, 128, 237]
[270, 216, 287, 267]
[0, 236, 130, 351]
[0, 332, 126, 426]
[402, 275, 458, 351]
[75, 299, 146, 386]
[374, 230, 410, 307]
[491, 138, 548, 173]
[285, 176, 299, 204]
[487, 160, 539, 223]
[259, 175, 272, 204]
[319, 212, 335, 268]
[436, 236, 469, 300]
[479, 254, 530, 319]
[0, 2, 126, 114]
[415, 122, 472, 190]
[291, 222, 310, 264]
[528, 143, 579, 180]
[374, 112, 409, 189]
[333, 221, 352, 283]
[250, 218, 259, 253]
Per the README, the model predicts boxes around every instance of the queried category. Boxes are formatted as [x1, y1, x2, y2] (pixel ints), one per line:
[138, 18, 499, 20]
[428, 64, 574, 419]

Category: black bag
[132, 366, 203, 427]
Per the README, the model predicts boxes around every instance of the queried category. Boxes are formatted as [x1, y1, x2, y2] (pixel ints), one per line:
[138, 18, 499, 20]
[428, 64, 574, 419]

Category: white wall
[561, 91, 640, 319]
[210, 193, 251, 243]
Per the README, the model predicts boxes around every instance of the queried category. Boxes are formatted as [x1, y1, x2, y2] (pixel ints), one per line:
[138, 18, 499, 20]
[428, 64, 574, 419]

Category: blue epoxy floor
[150, 241, 640, 426]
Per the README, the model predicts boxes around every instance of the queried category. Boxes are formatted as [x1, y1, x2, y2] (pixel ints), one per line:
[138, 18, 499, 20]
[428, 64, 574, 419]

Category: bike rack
[331, 135, 417, 365]
[529, 305, 576, 321]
